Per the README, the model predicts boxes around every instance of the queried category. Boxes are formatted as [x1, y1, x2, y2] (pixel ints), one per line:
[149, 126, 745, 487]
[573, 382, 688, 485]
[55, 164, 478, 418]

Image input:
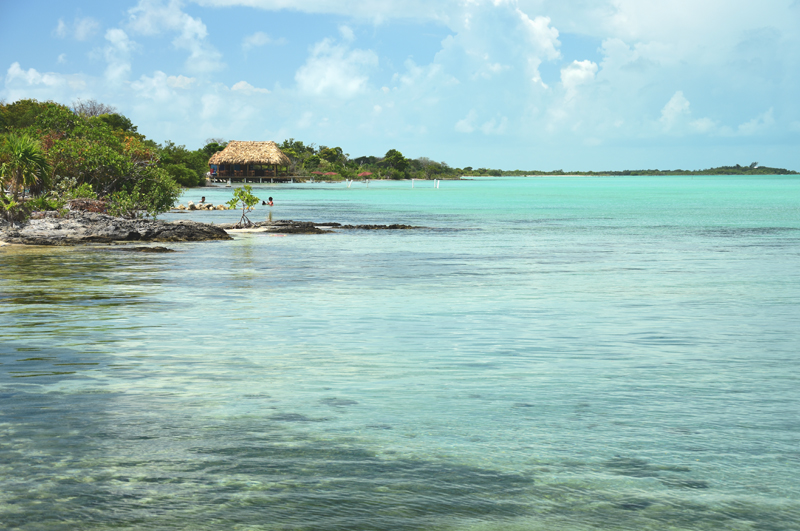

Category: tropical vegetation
[1, 98, 224, 222]
[226, 185, 260, 228]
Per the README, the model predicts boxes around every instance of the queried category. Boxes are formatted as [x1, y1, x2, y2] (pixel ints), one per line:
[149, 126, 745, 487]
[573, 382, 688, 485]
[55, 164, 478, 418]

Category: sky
[2, 0, 799, 170]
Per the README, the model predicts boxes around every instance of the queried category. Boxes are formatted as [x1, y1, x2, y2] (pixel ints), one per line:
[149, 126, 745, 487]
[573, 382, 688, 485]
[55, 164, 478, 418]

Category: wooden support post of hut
[209, 141, 292, 183]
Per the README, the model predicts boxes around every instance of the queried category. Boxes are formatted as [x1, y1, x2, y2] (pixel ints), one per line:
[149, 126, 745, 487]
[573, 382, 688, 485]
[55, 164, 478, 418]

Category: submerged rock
[115, 246, 176, 253]
[0, 211, 232, 246]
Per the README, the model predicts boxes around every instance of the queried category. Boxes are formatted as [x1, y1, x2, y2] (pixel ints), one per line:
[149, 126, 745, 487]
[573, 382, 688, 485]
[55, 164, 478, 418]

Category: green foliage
[0, 99, 65, 133]
[59, 180, 98, 200]
[159, 140, 209, 187]
[31, 101, 81, 135]
[0, 132, 51, 201]
[319, 146, 345, 164]
[380, 149, 409, 172]
[226, 185, 260, 227]
[0, 196, 27, 222]
[305, 155, 321, 168]
[280, 138, 319, 173]
[97, 113, 137, 134]
[1, 98, 184, 221]
[162, 163, 199, 187]
[201, 141, 227, 158]
[26, 194, 64, 212]
[107, 167, 181, 219]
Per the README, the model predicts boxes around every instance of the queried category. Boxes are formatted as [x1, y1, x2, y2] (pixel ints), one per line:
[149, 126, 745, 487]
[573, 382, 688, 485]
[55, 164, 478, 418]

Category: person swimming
[268, 197, 274, 206]
[199, 196, 206, 203]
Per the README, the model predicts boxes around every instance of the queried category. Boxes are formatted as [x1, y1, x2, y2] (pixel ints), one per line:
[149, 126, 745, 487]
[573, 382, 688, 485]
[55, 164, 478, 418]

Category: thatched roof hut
[209, 141, 291, 166]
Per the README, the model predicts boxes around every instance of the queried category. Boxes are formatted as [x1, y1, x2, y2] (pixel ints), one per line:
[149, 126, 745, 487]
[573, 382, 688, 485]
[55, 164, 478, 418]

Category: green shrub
[62, 181, 97, 200]
[26, 195, 63, 212]
[163, 163, 203, 187]
[107, 168, 181, 219]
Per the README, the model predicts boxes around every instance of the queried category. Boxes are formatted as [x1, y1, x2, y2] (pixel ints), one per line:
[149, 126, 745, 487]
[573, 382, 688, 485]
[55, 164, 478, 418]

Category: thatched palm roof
[209, 141, 291, 166]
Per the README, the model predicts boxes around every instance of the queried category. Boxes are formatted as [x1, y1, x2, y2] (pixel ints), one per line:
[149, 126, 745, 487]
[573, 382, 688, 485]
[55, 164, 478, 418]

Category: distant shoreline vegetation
[486, 164, 798, 177]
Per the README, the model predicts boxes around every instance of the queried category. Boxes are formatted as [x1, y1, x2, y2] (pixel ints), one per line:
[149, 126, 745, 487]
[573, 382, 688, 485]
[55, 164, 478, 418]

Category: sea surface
[1, 176, 799, 530]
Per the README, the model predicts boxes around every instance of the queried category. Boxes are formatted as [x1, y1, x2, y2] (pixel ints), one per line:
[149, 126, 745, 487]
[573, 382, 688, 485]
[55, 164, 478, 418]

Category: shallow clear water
[2, 176, 799, 530]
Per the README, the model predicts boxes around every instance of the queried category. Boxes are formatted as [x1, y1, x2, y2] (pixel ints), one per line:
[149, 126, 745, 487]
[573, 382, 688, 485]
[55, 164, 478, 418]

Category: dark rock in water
[214, 219, 423, 234]
[217, 220, 331, 234]
[660, 478, 710, 489]
[603, 457, 661, 477]
[0, 212, 232, 245]
[316, 222, 422, 230]
[270, 413, 328, 422]
[320, 398, 359, 407]
[616, 499, 653, 511]
[116, 246, 176, 253]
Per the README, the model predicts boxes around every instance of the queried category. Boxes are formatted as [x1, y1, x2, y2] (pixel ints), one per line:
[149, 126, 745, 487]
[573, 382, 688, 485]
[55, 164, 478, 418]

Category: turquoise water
[2, 176, 799, 530]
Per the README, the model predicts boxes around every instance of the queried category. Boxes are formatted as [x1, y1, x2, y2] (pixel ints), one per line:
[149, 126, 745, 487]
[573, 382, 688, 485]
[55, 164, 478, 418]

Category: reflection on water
[2, 177, 800, 530]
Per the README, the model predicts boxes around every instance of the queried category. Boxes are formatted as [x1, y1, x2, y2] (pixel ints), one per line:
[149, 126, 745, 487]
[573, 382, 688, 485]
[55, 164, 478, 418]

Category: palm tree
[0, 133, 51, 202]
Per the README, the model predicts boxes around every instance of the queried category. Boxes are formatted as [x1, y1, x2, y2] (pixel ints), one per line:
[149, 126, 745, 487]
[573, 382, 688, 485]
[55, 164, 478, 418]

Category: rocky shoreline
[0, 212, 421, 246]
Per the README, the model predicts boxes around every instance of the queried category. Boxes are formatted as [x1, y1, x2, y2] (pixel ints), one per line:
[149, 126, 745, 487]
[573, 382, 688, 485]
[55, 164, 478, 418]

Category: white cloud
[516, 10, 560, 61]
[560, 60, 597, 100]
[480, 115, 508, 135]
[295, 38, 378, 98]
[167, 75, 196, 88]
[297, 111, 314, 129]
[127, 0, 224, 74]
[737, 108, 774, 136]
[660, 91, 691, 130]
[339, 25, 355, 42]
[55, 19, 68, 38]
[690, 117, 717, 133]
[200, 93, 223, 120]
[242, 31, 273, 51]
[455, 109, 477, 133]
[57, 54, 67, 64]
[104, 29, 135, 84]
[6, 63, 64, 87]
[3, 63, 87, 103]
[75, 17, 101, 41]
[189, 0, 447, 22]
[231, 80, 270, 94]
[54, 17, 100, 41]
[131, 71, 175, 101]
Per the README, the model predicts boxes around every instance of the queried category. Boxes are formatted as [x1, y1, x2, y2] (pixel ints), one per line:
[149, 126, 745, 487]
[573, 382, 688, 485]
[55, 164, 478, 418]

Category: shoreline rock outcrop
[0, 213, 423, 247]
[217, 220, 423, 234]
[0, 212, 232, 246]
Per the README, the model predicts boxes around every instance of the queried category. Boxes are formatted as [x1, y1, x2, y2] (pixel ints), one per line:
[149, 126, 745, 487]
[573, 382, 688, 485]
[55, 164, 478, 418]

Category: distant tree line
[278, 139, 460, 181]
[278, 139, 797, 179]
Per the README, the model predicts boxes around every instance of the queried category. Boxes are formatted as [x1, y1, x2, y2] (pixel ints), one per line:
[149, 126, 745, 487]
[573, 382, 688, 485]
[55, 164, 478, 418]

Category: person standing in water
[268, 197, 274, 206]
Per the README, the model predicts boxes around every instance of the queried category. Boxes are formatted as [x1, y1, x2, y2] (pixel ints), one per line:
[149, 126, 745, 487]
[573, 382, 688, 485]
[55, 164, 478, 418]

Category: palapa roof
[208, 141, 291, 166]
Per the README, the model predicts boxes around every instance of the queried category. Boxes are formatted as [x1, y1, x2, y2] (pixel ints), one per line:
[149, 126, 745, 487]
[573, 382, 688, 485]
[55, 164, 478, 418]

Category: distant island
[485, 163, 798, 177]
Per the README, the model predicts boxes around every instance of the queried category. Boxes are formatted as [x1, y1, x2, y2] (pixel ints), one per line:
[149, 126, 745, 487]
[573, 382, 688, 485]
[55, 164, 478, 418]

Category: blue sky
[2, 0, 799, 170]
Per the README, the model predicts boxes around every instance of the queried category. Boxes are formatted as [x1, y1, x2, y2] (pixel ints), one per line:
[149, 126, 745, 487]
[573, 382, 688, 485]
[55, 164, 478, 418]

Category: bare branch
[72, 98, 117, 117]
